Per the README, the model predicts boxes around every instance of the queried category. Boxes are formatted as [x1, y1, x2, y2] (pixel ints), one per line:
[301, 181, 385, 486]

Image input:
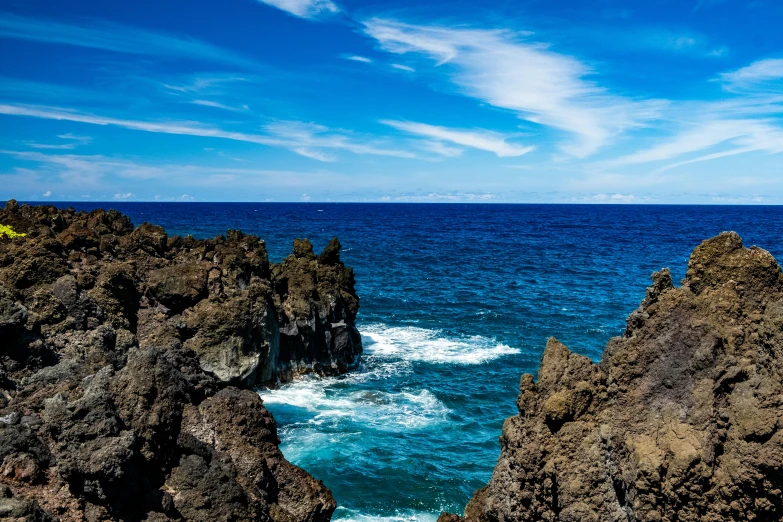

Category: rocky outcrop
[0, 200, 361, 520]
[445, 232, 783, 522]
[270, 237, 361, 383]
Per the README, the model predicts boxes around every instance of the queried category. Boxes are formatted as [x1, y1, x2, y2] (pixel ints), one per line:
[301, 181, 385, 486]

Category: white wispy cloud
[25, 133, 93, 150]
[256, 0, 339, 19]
[720, 59, 783, 92]
[291, 148, 336, 162]
[27, 143, 79, 150]
[57, 133, 92, 143]
[382, 120, 533, 157]
[416, 141, 463, 158]
[608, 55, 783, 172]
[615, 120, 756, 165]
[363, 18, 664, 157]
[263, 120, 419, 158]
[556, 50, 780, 177]
[2, 150, 154, 183]
[0, 76, 126, 105]
[0, 150, 338, 187]
[614, 118, 783, 171]
[539, 23, 725, 60]
[191, 99, 249, 112]
[42, 190, 51, 197]
[344, 55, 372, 63]
[655, 34, 696, 50]
[636, 28, 727, 58]
[157, 75, 267, 112]
[114, 192, 134, 200]
[0, 151, 110, 189]
[0, 12, 256, 68]
[161, 76, 250, 94]
[0, 103, 418, 161]
[391, 63, 415, 72]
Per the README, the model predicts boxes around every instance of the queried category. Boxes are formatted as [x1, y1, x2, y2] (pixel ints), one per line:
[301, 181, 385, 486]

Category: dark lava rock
[270, 238, 362, 383]
[318, 238, 341, 266]
[443, 232, 783, 522]
[0, 201, 355, 521]
[146, 262, 211, 313]
[0, 201, 361, 388]
[0, 285, 27, 336]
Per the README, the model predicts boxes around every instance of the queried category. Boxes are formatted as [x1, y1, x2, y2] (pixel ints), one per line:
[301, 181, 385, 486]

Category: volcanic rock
[444, 232, 783, 522]
[0, 200, 357, 521]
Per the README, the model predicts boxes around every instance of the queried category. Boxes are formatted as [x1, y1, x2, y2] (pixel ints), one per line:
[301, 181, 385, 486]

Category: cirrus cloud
[720, 58, 783, 92]
[363, 18, 664, 158]
[256, 0, 339, 20]
[0, 103, 423, 161]
[382, 120, 533, 157]
[0, 12, 257, 69]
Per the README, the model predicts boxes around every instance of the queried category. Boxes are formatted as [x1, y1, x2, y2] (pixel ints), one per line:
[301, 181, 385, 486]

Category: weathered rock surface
[445, 232, 783, 522]
[0, 200, 359, 520]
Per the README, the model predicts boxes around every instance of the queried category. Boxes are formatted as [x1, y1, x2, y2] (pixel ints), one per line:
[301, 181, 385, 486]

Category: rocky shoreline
[442, 232, 783, 522]
[3, 200, 783, 522]
[0, 200, 361, 520]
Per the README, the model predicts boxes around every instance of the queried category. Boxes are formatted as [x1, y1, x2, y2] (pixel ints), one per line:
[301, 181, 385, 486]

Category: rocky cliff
[0, 200, 362, 520]
[444, 232, 783, 522]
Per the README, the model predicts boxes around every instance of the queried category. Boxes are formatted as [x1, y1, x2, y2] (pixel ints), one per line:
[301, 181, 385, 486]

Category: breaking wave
[361, 323, 520, 365]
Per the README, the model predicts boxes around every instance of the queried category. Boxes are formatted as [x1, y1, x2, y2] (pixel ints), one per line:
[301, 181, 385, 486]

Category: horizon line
[8, 200, 781, 207]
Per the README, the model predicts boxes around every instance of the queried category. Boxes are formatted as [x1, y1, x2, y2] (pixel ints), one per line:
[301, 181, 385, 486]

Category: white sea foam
[260, 324, 517, 439]
[259, 376, 450, 431]
[334, 508, 440, 522]
[361, 323, 519, 365]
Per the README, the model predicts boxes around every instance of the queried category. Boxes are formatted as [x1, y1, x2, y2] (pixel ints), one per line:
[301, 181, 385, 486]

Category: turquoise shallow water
[62, 203, 783, 520]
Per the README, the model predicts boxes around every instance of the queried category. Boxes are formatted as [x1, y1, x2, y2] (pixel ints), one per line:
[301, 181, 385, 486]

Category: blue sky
[0, 0, 781, 203]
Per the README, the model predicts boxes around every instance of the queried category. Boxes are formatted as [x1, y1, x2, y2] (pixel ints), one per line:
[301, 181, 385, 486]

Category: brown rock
[293, 238, 316, 260]
[57, 224, 99, 251]
[128, 222, 168, 255]
[318, 237, 341, 265]
[146, 262, 210, 312]
[449, 232, 783, 522]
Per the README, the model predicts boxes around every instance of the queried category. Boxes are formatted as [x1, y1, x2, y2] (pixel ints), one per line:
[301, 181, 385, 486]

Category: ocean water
[59, 203, 783, 520]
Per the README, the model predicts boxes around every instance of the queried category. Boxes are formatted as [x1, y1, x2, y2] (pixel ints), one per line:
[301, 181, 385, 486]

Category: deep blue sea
[55, 203, 783, 521]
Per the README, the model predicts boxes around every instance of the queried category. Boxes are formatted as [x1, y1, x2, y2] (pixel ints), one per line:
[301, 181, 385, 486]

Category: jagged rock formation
[445, 232, 783, 522]
[0, 200, 361, 520]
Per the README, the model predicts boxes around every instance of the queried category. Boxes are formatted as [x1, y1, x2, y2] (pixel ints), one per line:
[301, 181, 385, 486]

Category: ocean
[60, 202, 783, 521]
